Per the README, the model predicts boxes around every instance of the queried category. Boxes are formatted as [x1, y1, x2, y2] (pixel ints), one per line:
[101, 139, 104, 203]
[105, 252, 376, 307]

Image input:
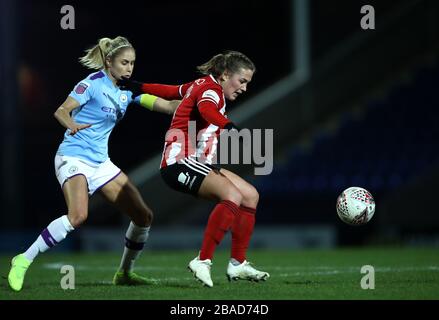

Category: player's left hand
[224, 122, 251, 148]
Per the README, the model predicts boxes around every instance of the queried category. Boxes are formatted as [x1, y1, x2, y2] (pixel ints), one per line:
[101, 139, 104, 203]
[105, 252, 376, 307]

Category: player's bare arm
[136, 93, 180, 115]
[54, 96, 92, 135]
[153, 98, 180, 115]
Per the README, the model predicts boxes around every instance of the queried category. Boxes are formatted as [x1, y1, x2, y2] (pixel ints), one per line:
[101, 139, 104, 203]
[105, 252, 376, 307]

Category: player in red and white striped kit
[119, 51, 269, 287]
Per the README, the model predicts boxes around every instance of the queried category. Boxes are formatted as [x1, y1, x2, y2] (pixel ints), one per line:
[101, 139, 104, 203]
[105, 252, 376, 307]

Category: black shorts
[160, 157, 220, 196]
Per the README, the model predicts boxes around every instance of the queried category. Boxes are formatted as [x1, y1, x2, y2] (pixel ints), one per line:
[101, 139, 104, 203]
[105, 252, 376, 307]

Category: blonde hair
[197, 51, 255, 77]
[79, 36, 133, 70]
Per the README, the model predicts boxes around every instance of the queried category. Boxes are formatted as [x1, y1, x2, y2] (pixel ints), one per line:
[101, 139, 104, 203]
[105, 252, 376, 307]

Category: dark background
[2, 0, 438, 249]
[17, 0, 293, 227]
[14, 0, 393, 224]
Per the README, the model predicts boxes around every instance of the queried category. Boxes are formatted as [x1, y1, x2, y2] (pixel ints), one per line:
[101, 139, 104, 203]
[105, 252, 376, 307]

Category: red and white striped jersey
[160, 75, 227, 168]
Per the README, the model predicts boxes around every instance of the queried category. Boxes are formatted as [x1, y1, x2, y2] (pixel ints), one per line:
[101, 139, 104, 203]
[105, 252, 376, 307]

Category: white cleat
[226, 260, 270, 282]
[188, 256, 213, 288]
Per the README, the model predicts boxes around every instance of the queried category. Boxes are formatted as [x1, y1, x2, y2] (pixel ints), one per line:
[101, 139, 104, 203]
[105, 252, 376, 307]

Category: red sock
[199, 200, 238, 260]
[231, 206, 256, 263]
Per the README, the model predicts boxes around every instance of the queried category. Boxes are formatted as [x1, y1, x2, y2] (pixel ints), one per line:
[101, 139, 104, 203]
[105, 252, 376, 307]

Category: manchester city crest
[68, 166, 78, 174]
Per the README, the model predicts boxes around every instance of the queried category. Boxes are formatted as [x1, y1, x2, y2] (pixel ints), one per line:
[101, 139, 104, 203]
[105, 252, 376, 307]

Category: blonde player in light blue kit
[8, 36, 179, 291]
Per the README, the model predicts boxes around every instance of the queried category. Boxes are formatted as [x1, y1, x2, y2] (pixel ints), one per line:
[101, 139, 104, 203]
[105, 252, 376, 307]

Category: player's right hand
[118, 78, 143, 98]
[69, 123, 92, 135]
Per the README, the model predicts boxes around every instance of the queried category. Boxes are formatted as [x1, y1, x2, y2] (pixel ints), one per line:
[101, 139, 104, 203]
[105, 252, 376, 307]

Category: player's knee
[68, 210, 88, 228]
[222, 186, 243, 206]
[242, 185, 259, 209]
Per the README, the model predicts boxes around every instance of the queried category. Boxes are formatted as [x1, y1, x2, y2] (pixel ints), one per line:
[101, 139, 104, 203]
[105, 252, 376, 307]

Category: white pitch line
[96, 278, 194, 284]
[42, 263, 439, 276]
[42, 263, 182, 271]
[41, 263, 213, 282]
[270, 266, 439, 276]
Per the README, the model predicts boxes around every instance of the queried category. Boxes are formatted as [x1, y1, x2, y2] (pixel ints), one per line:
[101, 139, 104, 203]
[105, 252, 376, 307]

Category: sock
[231, 206, 256, 263]
[23, 215, 74, 261]
[199, 200, 239, 261]
[118, 222, 150, 273]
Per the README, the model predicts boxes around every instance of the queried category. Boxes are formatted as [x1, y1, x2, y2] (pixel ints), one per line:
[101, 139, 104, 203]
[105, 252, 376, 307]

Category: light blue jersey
[57, 70, 134, 164]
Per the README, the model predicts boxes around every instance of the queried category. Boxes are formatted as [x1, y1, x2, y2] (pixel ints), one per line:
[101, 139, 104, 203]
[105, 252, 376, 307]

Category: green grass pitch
[1, 247, 438, 300]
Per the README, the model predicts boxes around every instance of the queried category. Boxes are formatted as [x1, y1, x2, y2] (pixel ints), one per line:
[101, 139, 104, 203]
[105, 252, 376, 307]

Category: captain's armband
[139, 94, 158, 111]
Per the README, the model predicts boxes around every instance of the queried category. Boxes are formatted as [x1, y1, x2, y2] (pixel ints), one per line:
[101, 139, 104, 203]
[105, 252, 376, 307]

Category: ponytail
[79, 36, 133, 70]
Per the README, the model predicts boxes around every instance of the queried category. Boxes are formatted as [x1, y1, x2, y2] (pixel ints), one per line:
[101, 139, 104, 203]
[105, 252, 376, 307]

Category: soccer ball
[336, 187, 375, 225]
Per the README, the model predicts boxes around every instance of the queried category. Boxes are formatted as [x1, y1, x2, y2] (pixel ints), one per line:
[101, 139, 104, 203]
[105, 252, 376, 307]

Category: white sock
[23, 215, 74, 261]
[118, 222, 150, 273]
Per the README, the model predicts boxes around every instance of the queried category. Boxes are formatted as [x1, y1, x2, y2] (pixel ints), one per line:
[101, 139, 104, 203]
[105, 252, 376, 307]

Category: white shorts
[54, 155, 121, 195]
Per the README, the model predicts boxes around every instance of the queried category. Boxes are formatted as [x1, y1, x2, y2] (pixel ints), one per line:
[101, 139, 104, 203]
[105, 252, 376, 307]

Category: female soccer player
[119, 51, 270, 287]
[8, 36, 179, 291]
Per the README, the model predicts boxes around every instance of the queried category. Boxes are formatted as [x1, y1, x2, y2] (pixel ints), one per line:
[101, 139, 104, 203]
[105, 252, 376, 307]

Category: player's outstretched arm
[135, 94, 180, 115]
[118, 78, 191, 100]
[54, 96, 92, 135]
[140, 82, 192, 100]
[152, 98, 181, 115]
